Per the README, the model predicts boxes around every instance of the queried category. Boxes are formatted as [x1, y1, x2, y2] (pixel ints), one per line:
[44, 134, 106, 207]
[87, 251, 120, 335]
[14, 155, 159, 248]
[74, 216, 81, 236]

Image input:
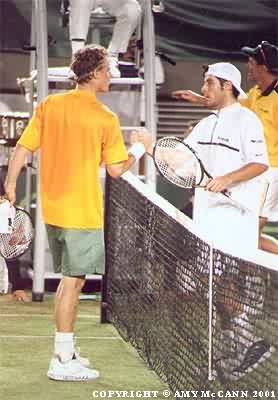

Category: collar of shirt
[255, 79, 278, 96]
[73, 88, 98, 102]
[217, 102, 241, 117]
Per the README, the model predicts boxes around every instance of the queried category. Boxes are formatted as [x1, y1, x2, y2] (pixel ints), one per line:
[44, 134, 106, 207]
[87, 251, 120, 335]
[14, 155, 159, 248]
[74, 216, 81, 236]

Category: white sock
[54, 332, 74, 362]
[71, 39, 85, 54]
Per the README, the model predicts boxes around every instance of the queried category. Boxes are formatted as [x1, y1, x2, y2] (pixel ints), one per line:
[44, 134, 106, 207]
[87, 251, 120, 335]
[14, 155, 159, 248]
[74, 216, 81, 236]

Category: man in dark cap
[240, 41, 278, 253]
[172, 40, 278, 254]
[241, 41, 278, 75]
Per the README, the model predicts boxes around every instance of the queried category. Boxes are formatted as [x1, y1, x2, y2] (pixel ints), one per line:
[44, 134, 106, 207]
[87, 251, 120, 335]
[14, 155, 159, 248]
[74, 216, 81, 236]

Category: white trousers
[69, 0, 141, 54]
[193, 196, 259, 253]
[260, 167, 278, 222]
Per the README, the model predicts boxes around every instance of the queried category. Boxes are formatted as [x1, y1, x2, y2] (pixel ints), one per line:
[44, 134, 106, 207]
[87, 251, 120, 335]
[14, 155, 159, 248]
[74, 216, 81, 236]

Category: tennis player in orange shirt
[4, 44, 151, 381]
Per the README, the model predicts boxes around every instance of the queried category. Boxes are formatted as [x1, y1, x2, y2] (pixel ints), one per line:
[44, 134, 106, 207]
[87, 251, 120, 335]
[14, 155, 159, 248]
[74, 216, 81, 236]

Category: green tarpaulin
[1, 0, 277, 60]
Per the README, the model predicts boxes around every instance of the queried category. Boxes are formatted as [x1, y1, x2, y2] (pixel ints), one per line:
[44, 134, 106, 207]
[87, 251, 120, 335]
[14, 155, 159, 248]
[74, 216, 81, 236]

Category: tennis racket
[0, 206, 34, 260]
[152, 136, 248, 212]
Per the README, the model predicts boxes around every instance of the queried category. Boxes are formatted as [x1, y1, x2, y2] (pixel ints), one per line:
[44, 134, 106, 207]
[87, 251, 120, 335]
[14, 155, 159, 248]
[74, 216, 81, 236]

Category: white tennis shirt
[185, 102, 269, 251]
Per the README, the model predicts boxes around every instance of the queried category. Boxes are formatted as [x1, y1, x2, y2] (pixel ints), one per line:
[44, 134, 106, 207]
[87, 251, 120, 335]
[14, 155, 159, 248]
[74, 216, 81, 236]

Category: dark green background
[1, 0, 277, 59]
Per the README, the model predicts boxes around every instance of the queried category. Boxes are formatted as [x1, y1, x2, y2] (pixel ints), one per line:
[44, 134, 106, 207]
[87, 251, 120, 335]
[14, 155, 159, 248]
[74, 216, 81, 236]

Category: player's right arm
[103, 116, 152, 178]
[106, 152, 141, 177]
[4, 145, 32, 205]
[107, 131, 152, 177]
[4, 101, 43, 205]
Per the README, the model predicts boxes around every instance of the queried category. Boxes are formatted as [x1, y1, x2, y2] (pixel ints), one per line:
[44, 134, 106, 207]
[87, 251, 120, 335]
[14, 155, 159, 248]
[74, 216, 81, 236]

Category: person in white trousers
[69, 0, 142, 77]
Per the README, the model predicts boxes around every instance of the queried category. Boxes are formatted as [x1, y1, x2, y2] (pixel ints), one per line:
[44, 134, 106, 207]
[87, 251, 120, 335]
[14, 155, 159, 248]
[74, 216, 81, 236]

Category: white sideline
[0, 314, 99, 319]
[123, 172, 278, 272]
[0, 335, 122, 340]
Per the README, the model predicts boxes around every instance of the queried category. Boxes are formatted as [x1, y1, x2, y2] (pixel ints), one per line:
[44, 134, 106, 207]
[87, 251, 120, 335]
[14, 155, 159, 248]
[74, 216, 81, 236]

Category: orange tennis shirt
[18, 89, 128, 229]
[240, 82, 278, 167]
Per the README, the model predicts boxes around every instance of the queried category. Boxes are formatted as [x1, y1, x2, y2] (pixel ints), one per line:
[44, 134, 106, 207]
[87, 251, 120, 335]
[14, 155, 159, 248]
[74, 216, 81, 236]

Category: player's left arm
[206, 113, 269, 193]
[205, 162, 268, 193]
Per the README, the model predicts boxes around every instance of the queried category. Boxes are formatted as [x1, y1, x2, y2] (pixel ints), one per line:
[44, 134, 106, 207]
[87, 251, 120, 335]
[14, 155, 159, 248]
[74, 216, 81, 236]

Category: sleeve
[239, 89, 252, 108]
[274, 93, 278, 130]
[239, 98, 249, 108]
[101, 114, 128, 165]
[184, 120, 203, 151]
[17, 101, 44, 151]
[242, 113, 269, 166]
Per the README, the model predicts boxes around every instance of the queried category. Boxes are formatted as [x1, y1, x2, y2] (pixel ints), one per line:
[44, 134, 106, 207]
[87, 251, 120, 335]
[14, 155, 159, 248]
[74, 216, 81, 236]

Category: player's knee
[76, 276, 86, 291]
[60, 276, 85, 294]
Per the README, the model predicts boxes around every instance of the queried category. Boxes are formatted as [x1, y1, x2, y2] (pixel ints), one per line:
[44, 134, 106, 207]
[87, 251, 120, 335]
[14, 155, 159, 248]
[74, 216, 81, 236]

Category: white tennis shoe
[73, 347, 90, 368]
[47, 356, 99, 381]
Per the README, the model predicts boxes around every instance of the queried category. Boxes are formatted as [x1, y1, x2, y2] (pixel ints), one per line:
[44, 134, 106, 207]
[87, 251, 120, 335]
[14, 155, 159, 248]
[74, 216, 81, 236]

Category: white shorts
[194, 204, 258, 276]
[195, 204, 258, 252]
[260, 167, 278, 222]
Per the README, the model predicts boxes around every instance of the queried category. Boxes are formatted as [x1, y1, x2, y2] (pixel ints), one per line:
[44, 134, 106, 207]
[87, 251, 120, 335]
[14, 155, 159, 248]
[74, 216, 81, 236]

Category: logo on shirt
[251, 139, 263, 143]
[217, 136, 229, 143]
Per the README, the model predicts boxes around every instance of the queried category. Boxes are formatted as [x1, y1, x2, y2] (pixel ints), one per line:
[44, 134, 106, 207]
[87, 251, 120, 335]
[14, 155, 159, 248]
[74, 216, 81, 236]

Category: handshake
[129, 128, 153, 159]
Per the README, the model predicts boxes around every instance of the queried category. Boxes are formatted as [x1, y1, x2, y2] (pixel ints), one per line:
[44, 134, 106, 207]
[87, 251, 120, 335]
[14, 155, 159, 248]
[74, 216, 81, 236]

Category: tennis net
[102, 172, 278, 394]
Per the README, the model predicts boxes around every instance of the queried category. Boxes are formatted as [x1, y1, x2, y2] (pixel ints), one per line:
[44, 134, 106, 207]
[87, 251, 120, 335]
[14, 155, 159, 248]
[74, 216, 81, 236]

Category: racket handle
[195, 185, 231, 196]
[194, 185, 231, 194]
[222, 188, 232, 196]
[198, 184, 231, 195]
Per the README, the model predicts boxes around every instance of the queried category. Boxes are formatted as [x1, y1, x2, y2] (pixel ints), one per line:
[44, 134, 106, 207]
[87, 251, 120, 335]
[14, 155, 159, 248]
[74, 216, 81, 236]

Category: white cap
[205, 62, 247, 98]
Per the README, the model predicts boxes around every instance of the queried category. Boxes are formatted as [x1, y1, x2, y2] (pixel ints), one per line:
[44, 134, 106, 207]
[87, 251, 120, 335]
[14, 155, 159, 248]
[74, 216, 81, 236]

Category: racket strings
[155, 138, 199, 188]
[0, 209, 34, 259]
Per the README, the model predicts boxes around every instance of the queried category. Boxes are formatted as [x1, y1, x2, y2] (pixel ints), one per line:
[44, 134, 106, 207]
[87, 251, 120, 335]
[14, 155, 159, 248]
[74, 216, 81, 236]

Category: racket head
[0, 206, 34, 260]
[153, 136, 204, 188]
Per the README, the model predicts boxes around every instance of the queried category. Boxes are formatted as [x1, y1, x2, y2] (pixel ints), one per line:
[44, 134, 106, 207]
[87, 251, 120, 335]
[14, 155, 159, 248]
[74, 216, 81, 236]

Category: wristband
[128, 142, 145, 162]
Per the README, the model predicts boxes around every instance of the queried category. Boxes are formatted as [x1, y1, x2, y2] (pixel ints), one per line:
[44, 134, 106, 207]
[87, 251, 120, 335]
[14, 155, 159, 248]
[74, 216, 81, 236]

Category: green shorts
[46, 225, 105, 277]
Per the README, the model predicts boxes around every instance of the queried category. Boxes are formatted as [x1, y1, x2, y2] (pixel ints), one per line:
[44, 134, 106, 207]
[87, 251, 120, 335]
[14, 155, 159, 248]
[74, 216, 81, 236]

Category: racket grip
[222, 188, 232, 196]
[195, 185, 231, 196]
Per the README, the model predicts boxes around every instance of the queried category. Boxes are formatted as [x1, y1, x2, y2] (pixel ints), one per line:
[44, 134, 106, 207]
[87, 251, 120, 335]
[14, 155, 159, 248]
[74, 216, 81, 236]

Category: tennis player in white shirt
[185, 63, 269, 253]
[133, 62, 273, 382]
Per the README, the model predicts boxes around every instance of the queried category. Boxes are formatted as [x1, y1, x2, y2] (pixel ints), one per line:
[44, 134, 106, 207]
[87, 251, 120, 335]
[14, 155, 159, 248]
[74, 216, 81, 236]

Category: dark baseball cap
[241, 41, 278, 72]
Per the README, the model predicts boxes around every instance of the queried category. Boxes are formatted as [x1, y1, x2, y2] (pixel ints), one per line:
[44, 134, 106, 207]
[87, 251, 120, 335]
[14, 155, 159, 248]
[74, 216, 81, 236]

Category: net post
[208, 241, 214, 381]
[100, 173, 111, 323]
[142, 0, 157, 191]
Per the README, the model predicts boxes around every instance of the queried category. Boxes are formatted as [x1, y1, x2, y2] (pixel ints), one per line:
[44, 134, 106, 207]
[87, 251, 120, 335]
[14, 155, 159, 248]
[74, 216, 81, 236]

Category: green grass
[0, 293, 174, 400]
